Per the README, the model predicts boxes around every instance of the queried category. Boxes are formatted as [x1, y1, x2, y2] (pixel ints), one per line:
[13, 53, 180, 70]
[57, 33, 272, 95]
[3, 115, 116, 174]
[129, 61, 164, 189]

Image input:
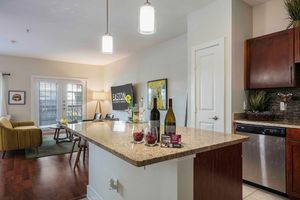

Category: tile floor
[80, 184, 289, 200]
[243, 184, 288, 200]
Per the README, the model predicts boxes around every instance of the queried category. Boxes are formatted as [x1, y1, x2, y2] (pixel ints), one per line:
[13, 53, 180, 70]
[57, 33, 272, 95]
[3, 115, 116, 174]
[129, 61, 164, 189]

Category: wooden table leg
[53, 129, 57, 140]
[56, 129, 61, 143]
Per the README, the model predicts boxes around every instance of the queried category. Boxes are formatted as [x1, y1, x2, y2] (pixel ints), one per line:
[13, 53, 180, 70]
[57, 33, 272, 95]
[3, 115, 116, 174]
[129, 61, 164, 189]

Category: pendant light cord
[106, 0, 109, 34]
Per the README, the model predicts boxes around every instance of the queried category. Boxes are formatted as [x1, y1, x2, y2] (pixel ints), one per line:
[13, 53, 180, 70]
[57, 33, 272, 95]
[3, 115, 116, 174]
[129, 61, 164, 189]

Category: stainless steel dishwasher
[236, 123, 286, 194]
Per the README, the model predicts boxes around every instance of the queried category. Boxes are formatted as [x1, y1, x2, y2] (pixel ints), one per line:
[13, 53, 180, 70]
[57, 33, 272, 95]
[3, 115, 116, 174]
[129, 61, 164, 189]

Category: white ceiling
[0, 0, 215, 65]
[243, 0, 269, 6]
[0, 0, 269, 65]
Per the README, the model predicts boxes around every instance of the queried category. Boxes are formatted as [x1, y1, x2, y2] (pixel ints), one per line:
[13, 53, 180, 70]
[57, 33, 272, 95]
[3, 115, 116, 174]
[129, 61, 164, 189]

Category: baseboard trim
[87, 185, 103, 200]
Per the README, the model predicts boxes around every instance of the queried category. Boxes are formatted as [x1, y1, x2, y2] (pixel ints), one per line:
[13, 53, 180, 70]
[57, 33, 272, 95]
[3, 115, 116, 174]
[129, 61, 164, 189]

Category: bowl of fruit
[133, 131, 145, 144]
[145, 132, 158, 147]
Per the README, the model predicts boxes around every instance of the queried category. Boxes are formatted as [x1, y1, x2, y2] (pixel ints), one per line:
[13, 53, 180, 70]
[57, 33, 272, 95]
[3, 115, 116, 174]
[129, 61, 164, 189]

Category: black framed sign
[111, 84, 134, 111]
[8, 91, 26, 105]
[147, 79, 168, 110]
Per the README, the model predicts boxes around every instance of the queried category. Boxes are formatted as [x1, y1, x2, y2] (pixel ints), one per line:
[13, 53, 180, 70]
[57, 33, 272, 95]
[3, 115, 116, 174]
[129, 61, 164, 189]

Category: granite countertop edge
[234, 119, 300, 129]
[68, 127, 248, 167]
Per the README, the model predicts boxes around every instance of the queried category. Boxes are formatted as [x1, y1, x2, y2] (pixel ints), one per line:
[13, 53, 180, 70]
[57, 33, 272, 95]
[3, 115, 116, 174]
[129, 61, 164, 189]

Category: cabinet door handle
[290, 65, 293, 85]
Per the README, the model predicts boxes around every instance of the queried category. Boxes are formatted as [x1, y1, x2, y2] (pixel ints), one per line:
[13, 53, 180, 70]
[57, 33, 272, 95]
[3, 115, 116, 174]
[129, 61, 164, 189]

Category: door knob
[210, 116, 219, 121]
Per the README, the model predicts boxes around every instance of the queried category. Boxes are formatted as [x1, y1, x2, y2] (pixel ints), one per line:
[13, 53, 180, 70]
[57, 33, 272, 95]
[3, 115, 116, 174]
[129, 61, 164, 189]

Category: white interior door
[32, 77, 87, 126]
[192, 39, 225, 132]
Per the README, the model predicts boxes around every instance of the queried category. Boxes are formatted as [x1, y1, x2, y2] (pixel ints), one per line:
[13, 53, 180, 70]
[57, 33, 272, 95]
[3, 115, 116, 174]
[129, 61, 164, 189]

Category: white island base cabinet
[87, 143, 194, 200]
[66, 121, 245, 200]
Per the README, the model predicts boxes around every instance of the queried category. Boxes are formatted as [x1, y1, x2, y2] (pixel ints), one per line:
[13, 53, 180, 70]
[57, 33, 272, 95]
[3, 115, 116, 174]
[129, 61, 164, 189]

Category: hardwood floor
[0, 150, 88, 200]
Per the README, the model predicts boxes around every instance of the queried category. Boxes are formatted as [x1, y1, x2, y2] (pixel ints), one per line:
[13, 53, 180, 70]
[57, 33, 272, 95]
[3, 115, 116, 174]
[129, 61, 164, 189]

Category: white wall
[186, 0, 252, 133]
[103, 35, 187, 126]
[187, 0, 232, 133]
[0, 55, 104, 121]
[253, 0, 289, 37]
[0, 0, 254, 131]
[232, 0, 252, 113]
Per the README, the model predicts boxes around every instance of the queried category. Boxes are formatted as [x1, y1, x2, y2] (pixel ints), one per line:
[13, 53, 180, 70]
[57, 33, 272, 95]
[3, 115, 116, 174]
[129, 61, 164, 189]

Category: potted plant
[285, 0, 300, 28]
[246, 90, 274, 121]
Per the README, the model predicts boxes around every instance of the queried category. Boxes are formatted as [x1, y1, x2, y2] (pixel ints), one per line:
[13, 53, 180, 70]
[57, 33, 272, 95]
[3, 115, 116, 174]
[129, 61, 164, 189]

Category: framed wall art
[147, 79, 168, 110]
[8, 91, 26, 105]
[111, 83, 134, 111]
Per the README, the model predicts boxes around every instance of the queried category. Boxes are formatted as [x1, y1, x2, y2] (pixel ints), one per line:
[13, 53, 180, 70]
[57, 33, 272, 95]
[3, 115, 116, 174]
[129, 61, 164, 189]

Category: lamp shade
[93, 92, 107, 100]
[139, 3, 156, 35]
[102, 34, 113, 54]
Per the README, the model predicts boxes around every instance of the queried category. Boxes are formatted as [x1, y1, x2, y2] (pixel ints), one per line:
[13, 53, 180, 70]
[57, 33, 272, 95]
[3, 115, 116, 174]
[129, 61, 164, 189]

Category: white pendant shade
[102, 34, 113, 54]
[139, 3, 156, 35]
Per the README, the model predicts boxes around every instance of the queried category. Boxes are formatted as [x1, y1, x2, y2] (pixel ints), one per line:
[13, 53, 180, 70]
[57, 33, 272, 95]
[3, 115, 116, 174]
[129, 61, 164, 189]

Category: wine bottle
[164, 98, 176, 135]
[150, 98, 160, 142]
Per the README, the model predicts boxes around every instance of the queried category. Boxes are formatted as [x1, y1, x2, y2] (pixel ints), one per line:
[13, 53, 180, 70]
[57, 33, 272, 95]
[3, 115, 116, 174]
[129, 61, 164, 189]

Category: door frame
[30, 75, 87, 125]
[190, 38, 225, 129]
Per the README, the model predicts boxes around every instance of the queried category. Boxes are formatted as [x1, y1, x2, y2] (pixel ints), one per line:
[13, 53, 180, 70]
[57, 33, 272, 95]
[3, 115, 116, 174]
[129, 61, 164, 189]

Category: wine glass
[145, 126, 158, 147]
[132, 124, 145, 144]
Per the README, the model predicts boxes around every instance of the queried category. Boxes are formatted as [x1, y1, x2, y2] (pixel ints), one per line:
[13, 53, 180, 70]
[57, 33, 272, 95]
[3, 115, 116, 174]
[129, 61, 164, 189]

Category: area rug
[25, 134, 78, 159]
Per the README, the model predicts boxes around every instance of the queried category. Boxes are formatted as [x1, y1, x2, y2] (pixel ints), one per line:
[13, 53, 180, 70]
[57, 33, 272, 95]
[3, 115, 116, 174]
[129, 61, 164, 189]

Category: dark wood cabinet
[295, 27, 300, 63]
[194, 144, 242, 200]
[286, 129, 300, 199]
[245, 29, 296, 89]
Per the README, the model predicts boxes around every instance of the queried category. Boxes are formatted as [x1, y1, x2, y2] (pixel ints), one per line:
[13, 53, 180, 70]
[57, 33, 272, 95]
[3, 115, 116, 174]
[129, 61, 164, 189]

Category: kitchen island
[67, 121, 248, 200]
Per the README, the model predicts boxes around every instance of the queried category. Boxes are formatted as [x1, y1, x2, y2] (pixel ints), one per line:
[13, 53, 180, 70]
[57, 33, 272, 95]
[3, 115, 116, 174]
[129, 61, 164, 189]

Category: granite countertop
[234, 119, 300, 129]
[66, 121, 248, 167]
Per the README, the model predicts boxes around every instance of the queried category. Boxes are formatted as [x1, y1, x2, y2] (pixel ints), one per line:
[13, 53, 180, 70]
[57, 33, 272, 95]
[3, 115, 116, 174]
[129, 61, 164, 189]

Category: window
[39, 81, 58, 126]
[33, 77, 86, 126]
[66, 83, 83, 121]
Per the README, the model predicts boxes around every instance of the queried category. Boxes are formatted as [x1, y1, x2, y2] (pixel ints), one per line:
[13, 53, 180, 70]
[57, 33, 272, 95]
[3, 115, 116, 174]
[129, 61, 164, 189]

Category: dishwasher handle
[236, 124, 286, 137]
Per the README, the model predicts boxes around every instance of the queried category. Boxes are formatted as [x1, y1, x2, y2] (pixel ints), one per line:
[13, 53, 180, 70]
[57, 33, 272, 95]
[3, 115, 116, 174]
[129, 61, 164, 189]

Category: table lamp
[93, 91, 107, 114]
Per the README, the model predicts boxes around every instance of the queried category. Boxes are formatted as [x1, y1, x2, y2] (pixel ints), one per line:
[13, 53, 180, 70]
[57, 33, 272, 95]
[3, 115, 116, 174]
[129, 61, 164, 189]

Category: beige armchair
[0, 117, 42, 158]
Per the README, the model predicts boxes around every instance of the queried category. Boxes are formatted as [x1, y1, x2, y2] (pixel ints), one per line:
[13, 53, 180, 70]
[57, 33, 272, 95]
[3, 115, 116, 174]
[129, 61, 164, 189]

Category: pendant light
[102, 0, 113, 54]
[139, 0, 156, 35]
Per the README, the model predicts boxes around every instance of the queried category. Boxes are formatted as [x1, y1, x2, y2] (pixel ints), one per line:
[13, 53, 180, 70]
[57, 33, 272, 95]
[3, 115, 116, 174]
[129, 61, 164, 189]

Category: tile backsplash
[249, 88, 300, 120]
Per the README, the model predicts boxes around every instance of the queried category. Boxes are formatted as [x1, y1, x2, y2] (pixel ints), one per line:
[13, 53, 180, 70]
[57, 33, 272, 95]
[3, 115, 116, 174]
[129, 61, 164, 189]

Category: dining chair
[73, 138, 88, 169]
[69, 133, 81, 162]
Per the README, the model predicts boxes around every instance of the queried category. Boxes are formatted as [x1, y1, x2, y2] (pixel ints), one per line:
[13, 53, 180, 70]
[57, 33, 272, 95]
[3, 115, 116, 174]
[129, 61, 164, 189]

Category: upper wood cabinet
[245, 29, 296, 89]
[295, 27, 300, 63]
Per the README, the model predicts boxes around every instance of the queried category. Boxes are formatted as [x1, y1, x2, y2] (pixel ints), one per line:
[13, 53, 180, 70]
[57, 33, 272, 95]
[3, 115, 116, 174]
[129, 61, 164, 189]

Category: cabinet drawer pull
[290, 65, 293, 85]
